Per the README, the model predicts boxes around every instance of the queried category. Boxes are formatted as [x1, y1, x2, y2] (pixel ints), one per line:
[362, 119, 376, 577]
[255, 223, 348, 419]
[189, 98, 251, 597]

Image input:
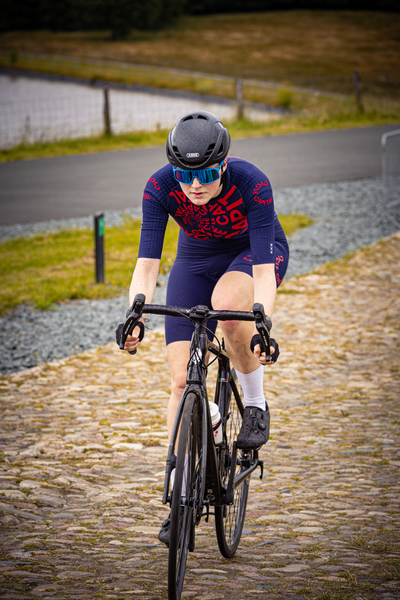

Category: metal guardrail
[382, 129, 400, 186]
[376, 129, 400, 229]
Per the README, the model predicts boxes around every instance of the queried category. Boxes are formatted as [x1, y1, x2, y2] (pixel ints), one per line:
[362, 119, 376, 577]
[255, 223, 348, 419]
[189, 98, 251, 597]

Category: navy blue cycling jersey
[139, 157, 287, 265]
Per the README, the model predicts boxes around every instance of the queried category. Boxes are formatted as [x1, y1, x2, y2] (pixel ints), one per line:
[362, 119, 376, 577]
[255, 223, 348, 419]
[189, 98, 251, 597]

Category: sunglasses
[173, 160, 225, 185]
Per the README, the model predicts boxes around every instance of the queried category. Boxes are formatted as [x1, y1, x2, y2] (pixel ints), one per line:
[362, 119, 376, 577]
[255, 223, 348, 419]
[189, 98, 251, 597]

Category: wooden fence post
[103, 88, 112, 136]
[235, 78, 244, 120]
[353, 70, 364, 113]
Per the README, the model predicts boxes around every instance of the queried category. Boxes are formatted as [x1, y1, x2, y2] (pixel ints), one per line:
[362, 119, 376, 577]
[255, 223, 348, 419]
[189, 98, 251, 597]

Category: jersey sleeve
[138, 184, 169, 260]
[244, 174, 276, 265]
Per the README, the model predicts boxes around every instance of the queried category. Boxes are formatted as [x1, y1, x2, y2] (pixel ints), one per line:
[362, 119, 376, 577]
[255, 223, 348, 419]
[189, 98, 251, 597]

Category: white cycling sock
[170, 455, 188, 497]
[235, 365, 267, 411]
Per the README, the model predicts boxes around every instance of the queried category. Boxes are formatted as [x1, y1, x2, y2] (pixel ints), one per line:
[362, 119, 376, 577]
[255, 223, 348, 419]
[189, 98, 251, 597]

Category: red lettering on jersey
[148, 177, 160, 190]
[169, 190, 188, 204]
[176, 190, 187, 203]
[219, 185, 236, 205]
[143, 193, 151, 200]
[253, 180, 269, 195]
[254, 195, 272, 205]
[209, 205, 226, 216]
[212, 228, 227, 237]
[230, 209, 244, 223]
[232, 218, 248, 231]
[169, 190, 182, 204]
[226, 198, 243, 212]
[216, 215, 229, 226]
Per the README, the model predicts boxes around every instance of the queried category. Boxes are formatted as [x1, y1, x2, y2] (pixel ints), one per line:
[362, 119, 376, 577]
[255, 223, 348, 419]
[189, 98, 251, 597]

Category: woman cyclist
[118, 110, 289, 544]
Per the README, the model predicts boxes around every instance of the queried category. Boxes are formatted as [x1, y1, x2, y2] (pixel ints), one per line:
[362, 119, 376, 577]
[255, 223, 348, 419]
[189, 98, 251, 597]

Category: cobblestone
[0, 232, 399, 599]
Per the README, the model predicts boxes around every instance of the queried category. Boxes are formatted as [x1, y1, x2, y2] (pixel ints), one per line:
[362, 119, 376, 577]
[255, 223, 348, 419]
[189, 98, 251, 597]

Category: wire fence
[1, 50, 399, 150]
[0, 73, 279, 149]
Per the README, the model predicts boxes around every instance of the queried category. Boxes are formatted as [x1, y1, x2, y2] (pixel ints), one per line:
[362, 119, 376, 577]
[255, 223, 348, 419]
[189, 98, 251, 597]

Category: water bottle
[208, 402, 223, 446]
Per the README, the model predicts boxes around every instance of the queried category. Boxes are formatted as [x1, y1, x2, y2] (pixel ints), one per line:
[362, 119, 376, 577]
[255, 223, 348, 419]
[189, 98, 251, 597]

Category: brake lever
[252, 302, 272, 362]
[119, 293, 146, 353]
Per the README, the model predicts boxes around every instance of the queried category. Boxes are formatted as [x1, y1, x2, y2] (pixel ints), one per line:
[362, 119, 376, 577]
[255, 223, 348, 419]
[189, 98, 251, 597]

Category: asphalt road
[1, 124, 399, 226]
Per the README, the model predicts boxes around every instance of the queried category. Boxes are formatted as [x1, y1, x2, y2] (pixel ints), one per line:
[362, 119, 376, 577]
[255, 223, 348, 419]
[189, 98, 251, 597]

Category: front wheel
[215, 370, 250, 558]
[168, 392, 202, 600]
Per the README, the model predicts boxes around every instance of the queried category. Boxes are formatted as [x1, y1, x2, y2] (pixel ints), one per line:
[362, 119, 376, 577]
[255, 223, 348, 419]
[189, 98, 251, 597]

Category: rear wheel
[215, 369, 250, 558]
[168, 393, 202, 600]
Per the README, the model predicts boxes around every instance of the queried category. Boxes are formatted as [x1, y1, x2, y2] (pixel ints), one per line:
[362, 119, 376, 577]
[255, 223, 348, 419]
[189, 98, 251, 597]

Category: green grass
[0, 213, 311, 314]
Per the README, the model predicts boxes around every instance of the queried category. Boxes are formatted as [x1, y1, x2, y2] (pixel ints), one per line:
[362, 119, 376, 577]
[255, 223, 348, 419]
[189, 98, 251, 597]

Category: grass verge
[0, 214, 312, 315]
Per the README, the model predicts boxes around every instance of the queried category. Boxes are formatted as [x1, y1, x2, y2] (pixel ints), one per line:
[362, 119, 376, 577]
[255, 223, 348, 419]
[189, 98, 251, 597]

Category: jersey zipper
[206, 205, 215, 238]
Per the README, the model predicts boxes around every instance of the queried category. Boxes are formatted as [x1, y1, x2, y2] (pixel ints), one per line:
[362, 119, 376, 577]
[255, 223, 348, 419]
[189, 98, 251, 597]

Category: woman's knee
[170, 372, 186, 398]
[167, 340, 191, 398]
[212, 271, 254, 312]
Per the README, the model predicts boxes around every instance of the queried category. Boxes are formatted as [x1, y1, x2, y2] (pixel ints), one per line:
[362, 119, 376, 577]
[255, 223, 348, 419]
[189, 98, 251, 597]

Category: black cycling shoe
[237, 405, 270, 449]
[158, 506, 185, 547]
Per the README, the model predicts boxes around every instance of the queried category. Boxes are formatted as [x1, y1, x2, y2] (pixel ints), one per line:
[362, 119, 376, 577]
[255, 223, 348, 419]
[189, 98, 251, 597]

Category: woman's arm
[123, 257, 160, 353]
[252, 262, 277, 365]
[253, 263, 276, 320]
[129, 257, 160, 305]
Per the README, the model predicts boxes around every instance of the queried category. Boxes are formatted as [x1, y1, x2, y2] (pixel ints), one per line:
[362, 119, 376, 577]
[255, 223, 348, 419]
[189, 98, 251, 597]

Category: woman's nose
[192, 177, 202, 188]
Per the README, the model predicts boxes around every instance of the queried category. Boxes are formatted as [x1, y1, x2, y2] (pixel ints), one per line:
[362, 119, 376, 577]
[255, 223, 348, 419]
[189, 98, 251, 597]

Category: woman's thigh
[165, 251, 237, 345]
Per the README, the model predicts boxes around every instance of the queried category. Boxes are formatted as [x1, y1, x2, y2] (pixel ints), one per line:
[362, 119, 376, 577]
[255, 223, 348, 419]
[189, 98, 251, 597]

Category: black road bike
[119, 294, 271, 600]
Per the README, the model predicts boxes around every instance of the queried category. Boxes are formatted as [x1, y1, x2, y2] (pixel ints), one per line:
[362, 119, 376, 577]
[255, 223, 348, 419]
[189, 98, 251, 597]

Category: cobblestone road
[1, 232, 399, 600]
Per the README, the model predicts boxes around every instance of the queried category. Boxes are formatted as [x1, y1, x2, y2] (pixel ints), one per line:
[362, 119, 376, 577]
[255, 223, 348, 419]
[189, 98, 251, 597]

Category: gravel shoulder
[0, 177, 399, 375]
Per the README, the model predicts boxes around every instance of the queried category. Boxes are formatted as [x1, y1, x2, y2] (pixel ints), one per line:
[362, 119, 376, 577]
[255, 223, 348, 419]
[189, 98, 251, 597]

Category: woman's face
[178, 159, 227, 206]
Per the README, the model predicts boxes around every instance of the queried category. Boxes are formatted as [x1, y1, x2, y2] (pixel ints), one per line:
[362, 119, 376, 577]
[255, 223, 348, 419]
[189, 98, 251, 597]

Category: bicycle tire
[168, 392, 202, 600]
[215, 369, 250, 558]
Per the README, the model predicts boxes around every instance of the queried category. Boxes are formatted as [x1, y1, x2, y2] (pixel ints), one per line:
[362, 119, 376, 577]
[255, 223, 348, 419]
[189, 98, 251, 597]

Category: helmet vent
[183, 115, 194, 121]
[173, 145, 183, 159]
[204, 143, 215, 159]
[197, 114, 208, 120]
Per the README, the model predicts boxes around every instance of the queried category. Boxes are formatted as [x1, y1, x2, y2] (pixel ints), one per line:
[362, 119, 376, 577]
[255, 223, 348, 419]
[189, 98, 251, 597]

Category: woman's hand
[123, 325, 143, 354]
[253, 344, 277, 365]
[115, 320, 145, 355]
[252, 337, 280, 365]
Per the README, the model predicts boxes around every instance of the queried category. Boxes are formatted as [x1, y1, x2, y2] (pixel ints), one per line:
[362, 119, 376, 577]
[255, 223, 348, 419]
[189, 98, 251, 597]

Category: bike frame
[161, 311, 262, 515]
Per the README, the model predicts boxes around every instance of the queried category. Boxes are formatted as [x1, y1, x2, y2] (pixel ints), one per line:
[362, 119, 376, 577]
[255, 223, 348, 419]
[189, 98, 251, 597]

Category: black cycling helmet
[166, 111, 231, 170]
